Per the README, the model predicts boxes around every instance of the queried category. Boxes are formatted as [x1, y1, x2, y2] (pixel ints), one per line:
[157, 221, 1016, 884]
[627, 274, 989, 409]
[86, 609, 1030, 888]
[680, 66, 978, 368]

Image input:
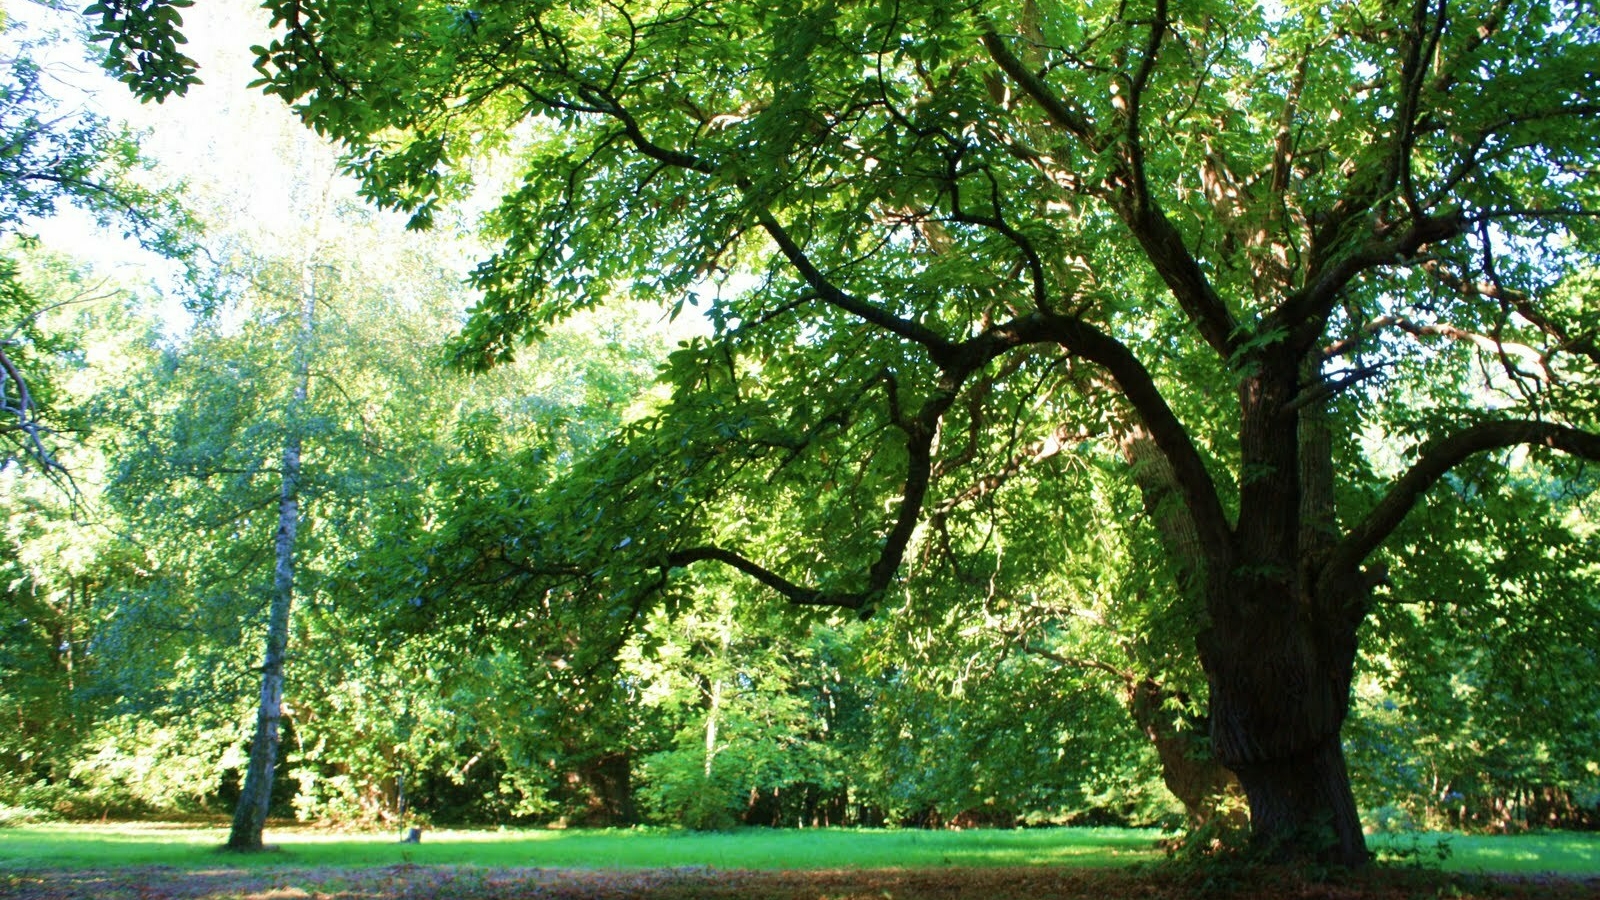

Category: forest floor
[3, 864, 1599, 900]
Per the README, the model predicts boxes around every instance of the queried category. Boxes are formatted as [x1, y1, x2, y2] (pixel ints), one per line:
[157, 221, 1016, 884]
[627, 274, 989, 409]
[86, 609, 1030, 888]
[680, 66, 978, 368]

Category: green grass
[0, 823, 1159, 871]
[1372, 830, 1600, 876]
[1, 824, 1597, 877]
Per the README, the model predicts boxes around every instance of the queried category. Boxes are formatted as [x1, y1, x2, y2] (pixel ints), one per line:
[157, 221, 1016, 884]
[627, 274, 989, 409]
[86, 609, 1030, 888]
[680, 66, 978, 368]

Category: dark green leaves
[85, 0, 201, 102]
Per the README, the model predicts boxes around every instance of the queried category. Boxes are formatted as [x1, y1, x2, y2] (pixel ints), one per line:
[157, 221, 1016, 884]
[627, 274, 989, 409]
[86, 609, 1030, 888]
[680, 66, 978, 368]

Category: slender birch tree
[227, 253, 316, 850]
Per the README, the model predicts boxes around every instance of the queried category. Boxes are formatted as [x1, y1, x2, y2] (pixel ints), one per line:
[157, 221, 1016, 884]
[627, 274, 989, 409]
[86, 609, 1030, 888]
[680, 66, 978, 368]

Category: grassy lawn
[1, 825, 1597, 900]
[1371, 830, 1600, 876]
[0, 823, 1597, 876]
[0, 823, 1161, 871]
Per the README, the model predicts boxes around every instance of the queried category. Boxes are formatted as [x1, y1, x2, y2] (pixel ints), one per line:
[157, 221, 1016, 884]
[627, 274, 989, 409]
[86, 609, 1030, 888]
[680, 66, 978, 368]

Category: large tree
[97, 0, 1600, 864]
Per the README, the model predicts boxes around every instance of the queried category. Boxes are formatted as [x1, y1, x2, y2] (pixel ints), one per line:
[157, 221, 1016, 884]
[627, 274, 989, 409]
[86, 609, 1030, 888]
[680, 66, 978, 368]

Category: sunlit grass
[0, 823, 1161, 871]
[1372, 830, 1600, 876]
[1, 823, 1597, 876]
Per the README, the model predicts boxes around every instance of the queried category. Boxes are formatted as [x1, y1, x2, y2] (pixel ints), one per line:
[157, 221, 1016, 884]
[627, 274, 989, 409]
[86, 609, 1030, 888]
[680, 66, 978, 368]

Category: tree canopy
[1, 5, 192, 476]
[77, 0, 1600, 864]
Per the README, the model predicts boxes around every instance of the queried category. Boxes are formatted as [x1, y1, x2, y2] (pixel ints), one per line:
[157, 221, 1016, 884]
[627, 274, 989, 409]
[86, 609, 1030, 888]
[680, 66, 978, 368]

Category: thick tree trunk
[227, 263, 316, 852]
[1109, 336, 1383, 865]
[1230, 733, 1365, 864]
[1201, 582, 1368, 866]
[1194, 356, 1371, 867]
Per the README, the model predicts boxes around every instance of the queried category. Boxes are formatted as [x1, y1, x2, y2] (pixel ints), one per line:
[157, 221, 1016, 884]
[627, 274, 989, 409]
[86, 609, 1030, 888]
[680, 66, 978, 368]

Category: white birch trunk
[227, 259, 316, 851]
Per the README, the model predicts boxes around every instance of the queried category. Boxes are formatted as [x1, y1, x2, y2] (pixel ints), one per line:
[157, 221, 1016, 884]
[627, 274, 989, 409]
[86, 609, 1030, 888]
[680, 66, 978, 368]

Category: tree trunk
[572, 753, 636, 826]
[1229, 734, 1365, 864]
[704, 674, 722, 779]
[1200, 585, 1368, 866]
[227, 261, 316, 852]
[1194, 357, 1370, 867]
[1115, 430, 1249, 835]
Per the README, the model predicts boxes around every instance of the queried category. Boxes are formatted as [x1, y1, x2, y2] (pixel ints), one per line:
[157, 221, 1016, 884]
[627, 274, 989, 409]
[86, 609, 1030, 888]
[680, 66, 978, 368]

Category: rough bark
[1201, 595, 1366, 865]
[1230, 733, 1366, 864]
[1192, 357, 1371, 867]
[227, 262, 315, 852]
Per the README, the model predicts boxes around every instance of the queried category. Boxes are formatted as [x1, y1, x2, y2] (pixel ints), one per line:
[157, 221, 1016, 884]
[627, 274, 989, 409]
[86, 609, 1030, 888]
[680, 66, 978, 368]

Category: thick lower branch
[1323, 419, 1600, 591]
[665, 546, 861, 609]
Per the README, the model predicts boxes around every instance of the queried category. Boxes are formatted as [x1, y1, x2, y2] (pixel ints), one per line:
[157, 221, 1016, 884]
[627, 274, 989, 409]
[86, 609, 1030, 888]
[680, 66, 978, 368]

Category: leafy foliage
[85, 0, 202, 102]
[48, 0, 1600, 854]
[0, 11, 192, 474]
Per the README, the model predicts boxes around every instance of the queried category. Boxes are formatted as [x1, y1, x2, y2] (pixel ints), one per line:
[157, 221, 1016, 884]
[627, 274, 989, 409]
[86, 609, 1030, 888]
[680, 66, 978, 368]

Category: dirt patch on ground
[2, 865, 1596, 900]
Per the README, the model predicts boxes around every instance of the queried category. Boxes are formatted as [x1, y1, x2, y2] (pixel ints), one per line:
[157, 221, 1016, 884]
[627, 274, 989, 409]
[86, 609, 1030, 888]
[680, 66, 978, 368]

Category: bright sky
[5, 0, 719, 343]
[8, 0, 416, 321]
[41, 3, 347, 196]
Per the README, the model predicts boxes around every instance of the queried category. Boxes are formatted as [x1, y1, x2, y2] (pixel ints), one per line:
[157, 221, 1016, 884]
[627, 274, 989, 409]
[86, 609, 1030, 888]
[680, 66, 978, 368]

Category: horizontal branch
[1283, 363, 1390, 413]
[1023, 642, 1133, 683]
[665, 545, 867, 611]
[1420, 262, 1600, 368]
[1324, 314, 1551, 379]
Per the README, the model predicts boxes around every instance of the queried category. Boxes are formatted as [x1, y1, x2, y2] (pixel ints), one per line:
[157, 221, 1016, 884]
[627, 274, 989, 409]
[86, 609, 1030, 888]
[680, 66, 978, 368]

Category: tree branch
[1027, 312, 1235, 565]
[665, 545, 863, 610]
[1279, 210, 1467, 352]
[0, 343, 66, 477]
[982, 25, 1240, 358]
[1322, 313, 1552, 380]
[1112, 190, 1242, 358]
[1119, 0, 1170, 226]
[1321, 420, 1600, 591]
[1270, 50, 1310, 203]
[664, 364, 972, 617]
[753, 207, 959, 357]
[947, 165, 1052, 312]
[594, 85, 963, 358]
[930, 422, 1097, 519]
[1282, 363, 1390, 414]
[979, 29, 1100, 149]
[1023, 641, 1133, 683]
